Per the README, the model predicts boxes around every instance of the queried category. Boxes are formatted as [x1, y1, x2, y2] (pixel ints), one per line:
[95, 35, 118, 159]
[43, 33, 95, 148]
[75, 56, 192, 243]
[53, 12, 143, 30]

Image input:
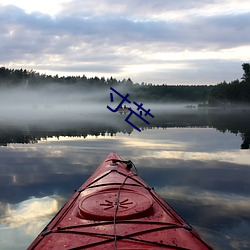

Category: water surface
[0, 108, 250, 249]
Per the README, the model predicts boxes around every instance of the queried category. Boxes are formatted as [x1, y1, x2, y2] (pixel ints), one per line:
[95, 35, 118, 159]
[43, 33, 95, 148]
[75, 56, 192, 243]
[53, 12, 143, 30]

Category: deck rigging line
[112, 160, 137, 249]
[35, 159, 212, 250]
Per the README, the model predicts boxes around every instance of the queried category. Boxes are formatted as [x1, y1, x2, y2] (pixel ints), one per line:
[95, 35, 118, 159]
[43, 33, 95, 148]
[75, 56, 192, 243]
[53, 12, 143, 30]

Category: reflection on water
[0, 107, 250, 149]
[0, 196, 63, 250]
[0, 109, 250, 249]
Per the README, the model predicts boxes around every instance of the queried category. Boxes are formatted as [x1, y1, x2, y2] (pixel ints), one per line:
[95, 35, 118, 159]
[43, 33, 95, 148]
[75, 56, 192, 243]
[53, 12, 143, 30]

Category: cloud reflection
[0, 196, 62, 249]
[157, 186, 250, 216]
[0, 196, 59, 229]
[0, 127, 249, 249]
[153, 150, 250, 166]
[156, 186, 250, 249]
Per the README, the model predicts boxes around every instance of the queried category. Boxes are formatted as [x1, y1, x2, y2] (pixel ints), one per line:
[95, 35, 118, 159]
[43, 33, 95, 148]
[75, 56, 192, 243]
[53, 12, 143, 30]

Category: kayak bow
[28, 152, 213, 249]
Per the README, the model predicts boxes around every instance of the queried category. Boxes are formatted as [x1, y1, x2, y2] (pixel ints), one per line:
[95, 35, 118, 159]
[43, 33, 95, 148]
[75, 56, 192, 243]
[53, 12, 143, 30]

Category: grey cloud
[0, 2, 249, 84]
[59, 0, 215, 18]
[40, 64, 121, 74]
[184, 13, 250, 49]
[1, 4, 249, 50]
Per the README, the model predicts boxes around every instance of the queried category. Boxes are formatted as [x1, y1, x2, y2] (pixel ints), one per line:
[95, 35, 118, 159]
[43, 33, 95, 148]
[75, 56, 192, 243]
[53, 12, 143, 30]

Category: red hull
[28, 152, 213, 249]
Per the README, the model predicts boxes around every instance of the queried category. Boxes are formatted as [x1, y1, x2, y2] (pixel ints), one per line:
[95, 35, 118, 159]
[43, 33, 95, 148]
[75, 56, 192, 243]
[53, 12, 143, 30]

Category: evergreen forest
[0, 63, 250, 105]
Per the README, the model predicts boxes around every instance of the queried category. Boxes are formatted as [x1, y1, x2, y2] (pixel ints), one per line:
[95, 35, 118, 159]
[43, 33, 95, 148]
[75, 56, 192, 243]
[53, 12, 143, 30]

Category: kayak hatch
[28, 152, 213, 250]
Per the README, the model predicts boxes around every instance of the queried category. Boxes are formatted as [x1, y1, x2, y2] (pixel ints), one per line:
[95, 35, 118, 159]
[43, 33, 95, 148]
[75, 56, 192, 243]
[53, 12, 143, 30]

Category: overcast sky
[0, 0, 250, 85]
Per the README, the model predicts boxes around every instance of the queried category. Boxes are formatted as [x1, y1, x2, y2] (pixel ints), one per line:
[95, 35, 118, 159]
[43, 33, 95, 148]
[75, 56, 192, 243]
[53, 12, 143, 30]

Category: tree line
[0, 63, 249, 104]
[0, 108, 249, 148]
[208, 63, 250, 105]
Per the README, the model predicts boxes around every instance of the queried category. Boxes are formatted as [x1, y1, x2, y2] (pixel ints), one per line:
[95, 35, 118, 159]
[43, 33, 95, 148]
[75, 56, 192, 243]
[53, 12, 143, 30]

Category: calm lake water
[0, 106, 250, 249]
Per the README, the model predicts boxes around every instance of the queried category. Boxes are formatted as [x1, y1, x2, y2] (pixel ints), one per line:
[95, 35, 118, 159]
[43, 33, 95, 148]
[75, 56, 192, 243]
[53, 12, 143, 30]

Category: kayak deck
[28, 152, 213, 249]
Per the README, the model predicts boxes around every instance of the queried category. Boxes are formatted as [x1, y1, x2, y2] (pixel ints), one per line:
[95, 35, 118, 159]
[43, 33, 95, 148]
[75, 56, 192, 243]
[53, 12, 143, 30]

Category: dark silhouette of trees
[0, 108, 249, 149]
[242, 63, 250, 82]
[208, 63, 250, 105]
[0, 63, 250, 104]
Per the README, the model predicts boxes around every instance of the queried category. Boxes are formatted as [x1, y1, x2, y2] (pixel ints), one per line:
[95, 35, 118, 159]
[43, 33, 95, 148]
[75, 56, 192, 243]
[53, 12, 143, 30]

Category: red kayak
[28, 152, 213, 249]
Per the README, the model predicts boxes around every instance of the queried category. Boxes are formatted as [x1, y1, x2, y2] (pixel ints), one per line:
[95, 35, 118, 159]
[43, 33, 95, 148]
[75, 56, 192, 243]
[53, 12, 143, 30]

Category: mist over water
[0, 85, 108, 122]
[0, 84, 198, 127]
[1, 84, 250, 149]
[0, 84, 250, 249]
